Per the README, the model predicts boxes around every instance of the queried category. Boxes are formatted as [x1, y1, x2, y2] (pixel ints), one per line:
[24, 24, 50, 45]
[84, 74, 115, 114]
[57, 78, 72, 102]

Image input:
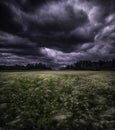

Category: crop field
[0, 71, 115, 130]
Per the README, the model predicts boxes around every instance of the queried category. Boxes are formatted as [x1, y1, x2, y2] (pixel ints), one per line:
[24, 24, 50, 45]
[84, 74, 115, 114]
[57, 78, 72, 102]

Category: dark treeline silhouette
[0, 63, 52, 71]
[61, 60, 115, 71]
[0, 60, 115, 71]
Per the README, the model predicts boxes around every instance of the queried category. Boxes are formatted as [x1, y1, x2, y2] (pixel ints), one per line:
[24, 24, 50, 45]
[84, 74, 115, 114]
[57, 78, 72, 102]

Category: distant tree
[0, 63, 52, 71]
[62, 60, 115, 71]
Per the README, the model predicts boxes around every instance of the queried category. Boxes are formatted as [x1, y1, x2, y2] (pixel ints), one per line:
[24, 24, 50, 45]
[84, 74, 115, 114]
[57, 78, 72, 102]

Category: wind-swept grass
[0, 71, 115, 130]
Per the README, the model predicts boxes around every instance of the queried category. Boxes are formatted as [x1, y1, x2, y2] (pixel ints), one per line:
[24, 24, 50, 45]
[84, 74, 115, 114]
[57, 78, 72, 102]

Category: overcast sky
[0, 0, 115, 68]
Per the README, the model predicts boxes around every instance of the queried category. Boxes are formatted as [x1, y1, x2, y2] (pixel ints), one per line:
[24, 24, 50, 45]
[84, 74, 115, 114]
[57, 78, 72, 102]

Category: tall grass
[0, 71, 115, 130]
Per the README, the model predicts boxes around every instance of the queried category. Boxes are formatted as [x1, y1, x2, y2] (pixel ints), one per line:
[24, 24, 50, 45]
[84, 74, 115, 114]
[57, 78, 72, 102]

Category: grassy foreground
[0, 71, 115, 130]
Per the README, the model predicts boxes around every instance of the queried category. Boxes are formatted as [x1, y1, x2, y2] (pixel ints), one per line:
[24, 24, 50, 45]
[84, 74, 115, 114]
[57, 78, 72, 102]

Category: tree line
[0, 60, 115, 71]
[0, 63, 52, 71]
[62, 60, 115, 70]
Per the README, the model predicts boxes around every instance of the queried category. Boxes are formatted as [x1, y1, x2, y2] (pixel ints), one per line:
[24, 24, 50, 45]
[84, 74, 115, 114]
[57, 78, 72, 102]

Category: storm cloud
[0, 0, 115, 68]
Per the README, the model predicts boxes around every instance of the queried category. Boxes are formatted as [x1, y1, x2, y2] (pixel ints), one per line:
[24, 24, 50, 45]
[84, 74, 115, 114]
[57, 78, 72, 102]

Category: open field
[0, 71, 115, 130]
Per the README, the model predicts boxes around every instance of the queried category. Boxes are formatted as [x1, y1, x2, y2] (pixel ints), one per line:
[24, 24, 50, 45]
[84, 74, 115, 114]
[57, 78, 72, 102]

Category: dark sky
[0, 0, 115, 68]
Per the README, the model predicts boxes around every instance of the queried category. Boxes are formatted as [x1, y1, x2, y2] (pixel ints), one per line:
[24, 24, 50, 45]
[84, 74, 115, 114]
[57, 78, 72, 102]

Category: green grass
[0, 71, 115, 130]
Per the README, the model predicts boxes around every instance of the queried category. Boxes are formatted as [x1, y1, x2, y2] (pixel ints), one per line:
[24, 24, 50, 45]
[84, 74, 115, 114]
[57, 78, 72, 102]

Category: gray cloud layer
[0, 0, 115, 67]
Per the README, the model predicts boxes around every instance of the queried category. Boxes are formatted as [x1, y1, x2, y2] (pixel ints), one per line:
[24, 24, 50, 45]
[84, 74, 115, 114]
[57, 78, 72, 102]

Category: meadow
[0, 71, 115, 130]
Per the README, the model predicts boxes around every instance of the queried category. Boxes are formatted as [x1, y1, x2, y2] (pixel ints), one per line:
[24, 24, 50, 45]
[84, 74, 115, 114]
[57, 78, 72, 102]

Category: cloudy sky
[0, 0, 115, 68]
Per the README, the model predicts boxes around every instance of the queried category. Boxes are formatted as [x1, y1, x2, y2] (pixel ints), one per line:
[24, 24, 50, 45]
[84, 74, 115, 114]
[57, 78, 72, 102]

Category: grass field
[0, 71, 115, 130]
